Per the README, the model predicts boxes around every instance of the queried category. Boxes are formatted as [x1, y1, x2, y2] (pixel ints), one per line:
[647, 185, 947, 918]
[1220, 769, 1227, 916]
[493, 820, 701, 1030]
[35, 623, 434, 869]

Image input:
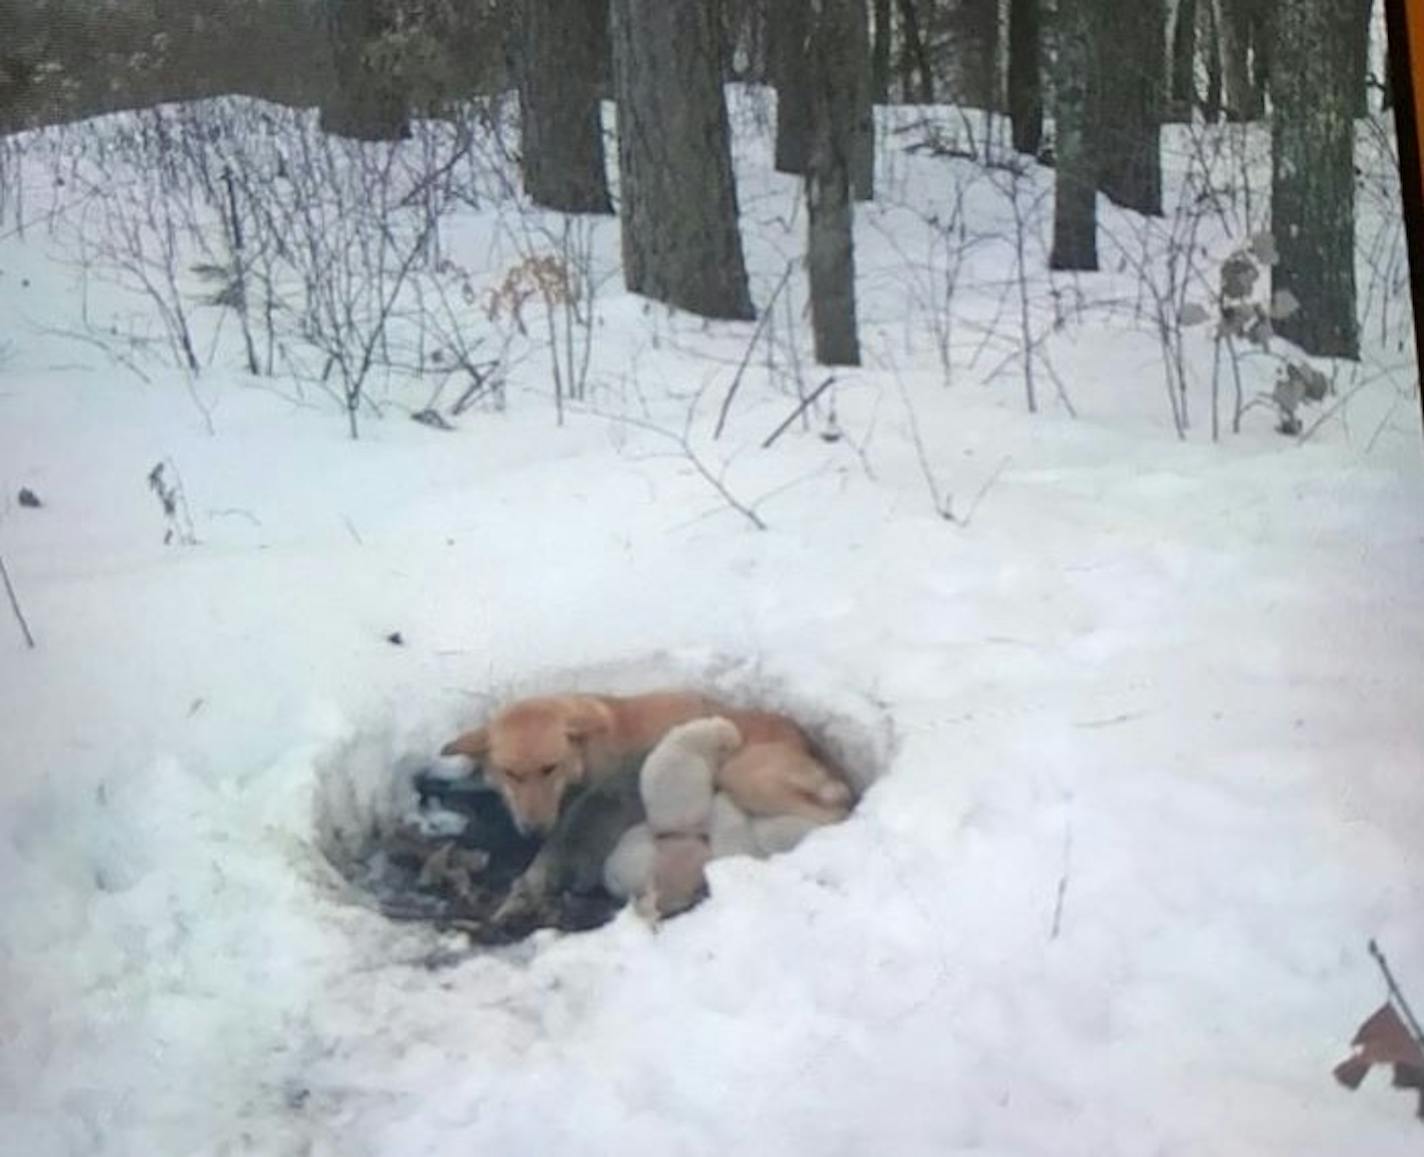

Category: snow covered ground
[2, 92, 1423, 1155]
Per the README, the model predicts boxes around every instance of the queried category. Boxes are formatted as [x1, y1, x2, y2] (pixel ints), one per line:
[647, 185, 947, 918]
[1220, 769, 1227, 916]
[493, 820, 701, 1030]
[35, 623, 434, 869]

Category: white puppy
[640, 716, 742, 835]
[709, 793, 820, 858]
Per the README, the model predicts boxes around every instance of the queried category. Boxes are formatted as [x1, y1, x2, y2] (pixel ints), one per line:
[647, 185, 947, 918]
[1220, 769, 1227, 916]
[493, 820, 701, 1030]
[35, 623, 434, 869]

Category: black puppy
[488, 758, 647, 935]
[413, 769, 542, 886]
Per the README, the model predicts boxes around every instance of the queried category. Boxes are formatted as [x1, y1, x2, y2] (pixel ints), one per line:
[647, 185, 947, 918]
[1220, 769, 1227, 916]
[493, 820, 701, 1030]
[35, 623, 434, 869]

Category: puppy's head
[678, 716, 743, 760]
[441, 697, 610, 835]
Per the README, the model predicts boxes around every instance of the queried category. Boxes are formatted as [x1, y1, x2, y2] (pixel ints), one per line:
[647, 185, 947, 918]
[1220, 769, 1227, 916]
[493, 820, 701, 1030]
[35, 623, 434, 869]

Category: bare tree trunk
[320, 0, 409, 140]
[807, 0, 862, 365]
[1008, 0, 1042, 155]
[936, 0, 1000, 109]
[1248, 0, 1271, 117]
[609, 0, 754, 320]
[898, 0, 934, 102]
[1050, 0, 1098, 270]
[518, 0, 613, 214]
[1216, 0, 1253, 120]
[1094, 0, 1164, 216]
[1168, 0, 1197, 121]
[772, 0, 813, 173]
[1201, 0, 1223, 121]
[1271, 0, 1359, 358]
[1347, 0, 1372, 117]
[849, 0, 875, 200]
[872, 0, 892, 102]
[723, 0, 771, 80]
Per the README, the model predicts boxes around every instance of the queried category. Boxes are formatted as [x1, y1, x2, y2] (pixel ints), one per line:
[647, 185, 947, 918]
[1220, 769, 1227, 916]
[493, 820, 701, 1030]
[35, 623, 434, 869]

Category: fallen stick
[0, 551, 35, 649]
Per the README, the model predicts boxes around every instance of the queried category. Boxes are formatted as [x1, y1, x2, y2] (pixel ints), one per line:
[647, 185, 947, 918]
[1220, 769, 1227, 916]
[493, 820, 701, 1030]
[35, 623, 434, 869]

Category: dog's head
[441, 697, 610, 835]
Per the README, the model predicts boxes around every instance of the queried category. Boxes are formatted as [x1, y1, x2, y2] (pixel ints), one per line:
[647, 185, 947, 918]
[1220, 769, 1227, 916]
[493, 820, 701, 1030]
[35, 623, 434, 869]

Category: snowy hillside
[1, 92, 1422, 1155]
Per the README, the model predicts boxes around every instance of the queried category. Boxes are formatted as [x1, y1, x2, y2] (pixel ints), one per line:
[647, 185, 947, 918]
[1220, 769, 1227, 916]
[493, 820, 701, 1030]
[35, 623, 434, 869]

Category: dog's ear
[441, 727, 490, 760]
[562, 698, 612, 743]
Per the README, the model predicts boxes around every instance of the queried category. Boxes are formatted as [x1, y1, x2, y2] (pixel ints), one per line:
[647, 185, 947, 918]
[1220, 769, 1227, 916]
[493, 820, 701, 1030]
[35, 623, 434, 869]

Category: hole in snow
[311, 653, 894, 947]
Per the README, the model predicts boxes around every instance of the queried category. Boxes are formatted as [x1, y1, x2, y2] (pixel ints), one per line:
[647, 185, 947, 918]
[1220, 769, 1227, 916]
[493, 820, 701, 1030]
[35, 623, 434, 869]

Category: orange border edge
[1384, 0, 1424, 434]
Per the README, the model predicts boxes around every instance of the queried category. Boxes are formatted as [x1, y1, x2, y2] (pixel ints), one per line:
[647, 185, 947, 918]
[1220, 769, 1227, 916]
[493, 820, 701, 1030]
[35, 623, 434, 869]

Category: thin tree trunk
[1216, 0, 1252, 120]
[807, 0, 862, 365]
[1094, 0, 1165, 216]
[320, 0, 409, 140]
[1201, 0, 1223, 122]
[1248, 0, 1271, 118]
[773, 0, 813, 173]
[610, 0, 755, 320]
[1348, 0, 1372, 117]
[872, 0, 892, 102]
[1271, 0, 1360, 358]
[1050, 0, 1098, 270]
[849, 0, 875, 200]
[898, 0, 934, 103]
[518, 0, 613, 214]
[939, 0, 1000, 110]
[1008, 0, 1043, 155]
[1168, 0, 1197, 122]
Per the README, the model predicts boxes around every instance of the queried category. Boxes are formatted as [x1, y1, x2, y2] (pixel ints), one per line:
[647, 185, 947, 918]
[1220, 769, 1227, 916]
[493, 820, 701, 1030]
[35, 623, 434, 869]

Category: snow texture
[0, 88, 1422, 1156]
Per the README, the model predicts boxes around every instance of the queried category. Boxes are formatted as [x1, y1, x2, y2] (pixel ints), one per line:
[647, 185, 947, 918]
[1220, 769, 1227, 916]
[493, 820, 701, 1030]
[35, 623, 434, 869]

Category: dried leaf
[1334, 1003, 1424, 1117]
[1179, 301, 1211, 327]
[1269, 288, 1300, 321]
[1221, 251, 1258, 301]
[1248, 231, 1279, 266]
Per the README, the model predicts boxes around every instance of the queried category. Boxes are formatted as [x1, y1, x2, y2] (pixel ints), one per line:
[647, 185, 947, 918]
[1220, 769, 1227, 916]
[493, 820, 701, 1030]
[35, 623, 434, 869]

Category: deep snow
[1, 89, 1422, 1155]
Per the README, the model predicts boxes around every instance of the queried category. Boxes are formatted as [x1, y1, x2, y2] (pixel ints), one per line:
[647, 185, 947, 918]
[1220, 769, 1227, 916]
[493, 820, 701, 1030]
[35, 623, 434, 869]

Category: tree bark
[517, 0, 613, 214]
[1008, 0, 1042, 155]
[1248, 0, 1271, 118]
[1094, 0, 1165, 216]
[937, 0, 1000, 109]
[898, 0, 934, 103]
[1050, 0, 1098, 270]
[1216, 0, 1253, 120]
[1168, 0, 1197, 122]
[849, 0, 875, 201]
[807, 0, 862, 365]
[319, 0, 409, 140]
[1347, 0, 1372, 117]
[609, 0, 754, 320]
[772, 0, 813, 173]
[1271, 0, 1360, 359]
[872, 0, 892, 102]
[1201, 0, 1223, 122]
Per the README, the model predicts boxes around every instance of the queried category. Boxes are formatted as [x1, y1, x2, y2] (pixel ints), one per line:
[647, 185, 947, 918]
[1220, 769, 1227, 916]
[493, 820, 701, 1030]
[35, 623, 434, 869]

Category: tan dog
[441, 690, 852, 835]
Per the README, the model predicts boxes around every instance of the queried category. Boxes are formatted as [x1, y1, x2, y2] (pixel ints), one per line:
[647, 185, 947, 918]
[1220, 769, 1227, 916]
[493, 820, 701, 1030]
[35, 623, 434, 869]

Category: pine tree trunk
[1201, 0, 1223, 122]
[872, 0, 892, 102]
[609, 0, 754, 320]
[518, 0, 613, 214]
[1168, 0, 1197, 122]
[1050, 0, 1098, 270]
[772, 0, 813, 174]
[1271, 0, 1360, 359]
[320, 0, 409, 140]
[1094, 0, 1165, 216]
[807, 0, 862, 365]
[1008, 0, 1043, 155]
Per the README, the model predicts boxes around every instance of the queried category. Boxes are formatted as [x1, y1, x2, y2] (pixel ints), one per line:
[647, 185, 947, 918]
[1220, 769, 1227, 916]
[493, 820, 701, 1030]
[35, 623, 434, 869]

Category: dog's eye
[540, 764, 557, 778]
